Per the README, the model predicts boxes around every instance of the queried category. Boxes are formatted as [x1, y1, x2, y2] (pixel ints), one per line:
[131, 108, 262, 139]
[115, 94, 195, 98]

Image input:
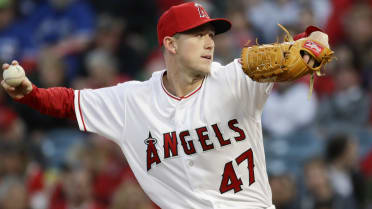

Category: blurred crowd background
[0, 0, 372, 209]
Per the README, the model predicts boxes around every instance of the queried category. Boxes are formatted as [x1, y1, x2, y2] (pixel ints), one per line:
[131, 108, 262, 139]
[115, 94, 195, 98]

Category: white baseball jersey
[74, 59, 275, 209]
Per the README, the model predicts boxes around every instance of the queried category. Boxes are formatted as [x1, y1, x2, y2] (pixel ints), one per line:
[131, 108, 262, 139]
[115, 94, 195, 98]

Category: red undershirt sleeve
[294, 25, 323, 41]
[293, 25, 324, 41]
[15, 84, 76, 121]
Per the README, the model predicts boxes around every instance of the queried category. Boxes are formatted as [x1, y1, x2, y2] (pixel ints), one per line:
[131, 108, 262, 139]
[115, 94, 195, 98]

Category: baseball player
[1, 2, 331, 209]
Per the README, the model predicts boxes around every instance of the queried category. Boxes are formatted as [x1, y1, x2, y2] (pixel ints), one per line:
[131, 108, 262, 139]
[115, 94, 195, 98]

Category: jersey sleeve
[74, 83, 127, 142]
[218, 59, 274, 120]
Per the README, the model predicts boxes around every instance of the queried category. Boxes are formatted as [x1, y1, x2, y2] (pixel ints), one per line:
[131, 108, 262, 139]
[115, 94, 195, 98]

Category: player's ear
[164, 36, 177, 54]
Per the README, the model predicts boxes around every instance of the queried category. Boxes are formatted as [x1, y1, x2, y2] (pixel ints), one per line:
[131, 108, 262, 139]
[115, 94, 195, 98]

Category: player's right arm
[1, 60, 76, 120]
[2, 60, 125, 142]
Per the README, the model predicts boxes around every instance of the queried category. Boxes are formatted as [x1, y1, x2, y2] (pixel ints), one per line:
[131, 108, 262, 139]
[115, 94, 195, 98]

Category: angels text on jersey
[145, 118, 256, 194]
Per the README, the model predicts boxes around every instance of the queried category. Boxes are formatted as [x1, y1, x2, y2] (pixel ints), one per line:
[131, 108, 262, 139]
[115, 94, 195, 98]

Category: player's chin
[199, 64, 212, 75]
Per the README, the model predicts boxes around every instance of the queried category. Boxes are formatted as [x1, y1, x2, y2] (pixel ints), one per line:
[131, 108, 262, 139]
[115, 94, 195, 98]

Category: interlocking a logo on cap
[194, 3, 209, 18]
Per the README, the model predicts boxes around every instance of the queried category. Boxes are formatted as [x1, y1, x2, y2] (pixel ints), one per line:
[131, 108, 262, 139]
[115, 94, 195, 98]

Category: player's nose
[204, 35, 214, 50]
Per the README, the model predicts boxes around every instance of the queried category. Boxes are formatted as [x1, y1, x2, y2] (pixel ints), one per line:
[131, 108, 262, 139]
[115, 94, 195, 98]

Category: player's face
[175, 24, 215, 76]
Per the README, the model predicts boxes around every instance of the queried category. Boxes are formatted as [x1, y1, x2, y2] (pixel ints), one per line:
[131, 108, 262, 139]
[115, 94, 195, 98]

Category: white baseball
[3, 65, 26, 87]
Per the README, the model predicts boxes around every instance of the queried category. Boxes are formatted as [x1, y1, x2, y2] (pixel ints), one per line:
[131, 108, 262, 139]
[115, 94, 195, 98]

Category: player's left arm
[240, 25, 334, 83]
[231, 26, 332, 119]
[239, 25, 329, 69]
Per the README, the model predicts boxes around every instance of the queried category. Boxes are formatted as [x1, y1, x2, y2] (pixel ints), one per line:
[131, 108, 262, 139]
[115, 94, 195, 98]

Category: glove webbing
[279, 24, 317, 99]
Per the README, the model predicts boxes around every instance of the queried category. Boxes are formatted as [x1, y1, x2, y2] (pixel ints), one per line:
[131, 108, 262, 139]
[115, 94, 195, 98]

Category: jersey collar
[161, 71, 205, 101]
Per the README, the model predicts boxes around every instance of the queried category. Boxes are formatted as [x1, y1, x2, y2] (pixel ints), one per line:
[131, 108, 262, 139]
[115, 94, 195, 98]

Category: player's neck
[163, 69, 204, 98]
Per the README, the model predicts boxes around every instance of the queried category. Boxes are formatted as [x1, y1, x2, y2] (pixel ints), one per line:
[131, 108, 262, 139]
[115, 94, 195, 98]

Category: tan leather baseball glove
[241, 25, 334, 85]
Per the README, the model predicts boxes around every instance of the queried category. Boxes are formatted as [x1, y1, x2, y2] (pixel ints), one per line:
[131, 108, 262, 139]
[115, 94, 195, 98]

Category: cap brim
[178, 18, 231, 35]
[209, 18, 232, 35]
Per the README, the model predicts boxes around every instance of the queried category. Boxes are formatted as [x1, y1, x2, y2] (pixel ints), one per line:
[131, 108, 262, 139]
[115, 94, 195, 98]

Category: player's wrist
[15, 83, 37, 102]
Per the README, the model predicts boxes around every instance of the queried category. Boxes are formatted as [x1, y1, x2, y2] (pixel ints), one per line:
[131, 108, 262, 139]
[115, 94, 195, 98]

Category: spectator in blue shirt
[25, 0, 95, 81]
[0, 0, 35, 65]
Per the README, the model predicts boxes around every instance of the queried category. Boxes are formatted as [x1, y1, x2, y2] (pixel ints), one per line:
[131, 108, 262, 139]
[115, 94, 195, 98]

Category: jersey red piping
[161, 72, 205, 101]
[78, 90, 87, 132]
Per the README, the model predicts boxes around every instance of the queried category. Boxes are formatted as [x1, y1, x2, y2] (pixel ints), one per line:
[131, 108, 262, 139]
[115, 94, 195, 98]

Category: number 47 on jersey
[219, 148, 255, 194]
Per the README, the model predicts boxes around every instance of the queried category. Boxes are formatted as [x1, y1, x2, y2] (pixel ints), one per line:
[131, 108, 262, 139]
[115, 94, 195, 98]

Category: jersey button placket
[175, 102, 198, 191]
[188, 160, 194, 167]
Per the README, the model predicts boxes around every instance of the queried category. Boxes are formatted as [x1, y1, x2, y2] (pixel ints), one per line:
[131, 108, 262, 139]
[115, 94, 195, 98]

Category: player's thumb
[19, 77, 33, 95]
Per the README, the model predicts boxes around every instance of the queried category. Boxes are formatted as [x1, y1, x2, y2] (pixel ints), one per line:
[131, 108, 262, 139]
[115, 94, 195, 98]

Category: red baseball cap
[157, 2, 231, 46]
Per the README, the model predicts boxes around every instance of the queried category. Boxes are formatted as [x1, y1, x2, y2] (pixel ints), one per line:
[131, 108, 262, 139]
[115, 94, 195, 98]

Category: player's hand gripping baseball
[1, 60, 33, 100]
